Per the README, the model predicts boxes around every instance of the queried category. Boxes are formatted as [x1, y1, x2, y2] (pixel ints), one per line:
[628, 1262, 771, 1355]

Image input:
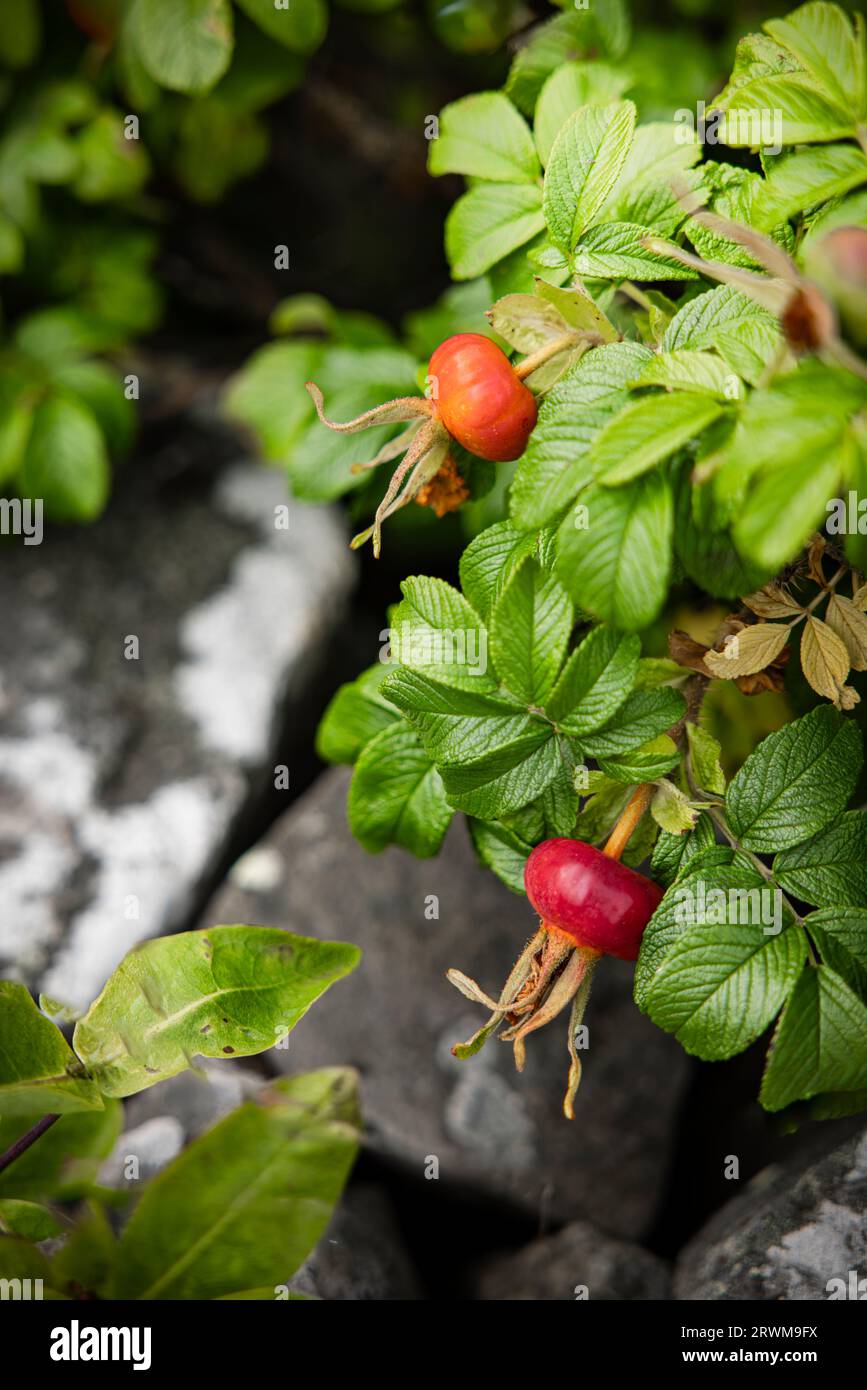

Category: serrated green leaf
[765, 2, 864, 115]
[546, 625, 640, 733]
[632, 350, 736, 400]
[650, 810, 719, 888]
[651, 780, 697, 835]
[760, 965, 867, 1111]
[348, 721, 453, 856]
[489, 558, 573, 704]
[579, 687, 685, 756]
[467, 818, 531, 894]
[807, 907, 867, 997]
[73, 926, 360, 1098]
[717, 72, 854, 145]
[571, 222, 700, 281]
[774, 811, 867, 907]
[591, 392, 726, 485]
[534, 61, 631, 166]
[644, 912, 807, 1060]
[113, 1069, 359, 1298]
[445, 184, 545, 280]
[597, 734, 681, 784]
[543, 101, 636, 250]
[382, 667, 532, 762]
[316, 664, 399, 765]
[438, 727, 560, 819]
[0, 982, 102, 1116]
[663, 285, 777, 353]
[554, 471, 674, 631]
[390, 576, 495, 692]
[458, 521, 536, 620]
[510, 340, 652, 531]
[687, 722, 727, 795]
[725, 705, 863, 853]
[429, 92, 539, 183]
[751, 144, 867, 230]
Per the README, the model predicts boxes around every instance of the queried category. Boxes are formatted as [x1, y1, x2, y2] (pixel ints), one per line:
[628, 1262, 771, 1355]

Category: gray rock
[290, 1184, 422, 1301]
[99, 1116, 185, 1188]
[675, 1126, 867, 1300]
[474, 1220, 671, 1300]
[201, 768, 691, 1237]
[0, 461, 353, 1009]
[123, 1058, 263, 1140]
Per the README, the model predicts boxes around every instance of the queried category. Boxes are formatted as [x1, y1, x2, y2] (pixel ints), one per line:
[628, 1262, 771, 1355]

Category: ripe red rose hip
[524, 838, 662, 961]
[428, 333, 537, 462]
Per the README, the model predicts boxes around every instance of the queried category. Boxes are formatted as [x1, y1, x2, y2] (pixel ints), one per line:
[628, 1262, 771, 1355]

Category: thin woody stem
[513, 332, 583, 380]
[603, 783, 654, 862]
[0, 1113, 61, 1177]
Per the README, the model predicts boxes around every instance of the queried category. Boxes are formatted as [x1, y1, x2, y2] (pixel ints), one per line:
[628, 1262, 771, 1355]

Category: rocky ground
[3, 408, 865, 1300]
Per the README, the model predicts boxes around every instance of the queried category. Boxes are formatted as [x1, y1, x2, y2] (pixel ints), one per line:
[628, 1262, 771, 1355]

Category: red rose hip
[428, 333, 537, 462]
[524, 838, 662, 961]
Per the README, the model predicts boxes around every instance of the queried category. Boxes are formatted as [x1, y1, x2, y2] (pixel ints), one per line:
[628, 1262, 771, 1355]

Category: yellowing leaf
[703, 623, 790, 679]
[800, 615, 850, 703]
[852, 581, 867, 611]
[650, 779, 697, 835]
[741, 583, 804, 618]
[826, 594, 867, 670]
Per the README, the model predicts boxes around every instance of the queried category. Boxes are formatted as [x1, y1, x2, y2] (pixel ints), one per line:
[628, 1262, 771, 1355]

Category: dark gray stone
[0, 462, 353, 1009]
[201, 768, 691, 1237]
[675, 1126, 867, 1300]
[290, 1184, 422, 1301]
[474, 1220, 671, 1300]
[99, 1116, 185, 1188]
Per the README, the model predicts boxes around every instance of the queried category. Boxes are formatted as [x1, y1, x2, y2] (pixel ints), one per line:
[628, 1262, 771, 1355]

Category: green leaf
[222, 342, 322, 461]
[651, 779, 697, 835]
[644, 910, 807, 1060]
[510, 341, 652, 531]
[489, 558, 573, 704]
[717, 72, 854, 145]
[687, 723, 727, 795]
[445, 185, 545, 280]
[533, 278, 619, 343]
[0, 0, 41, 67]
[554, 471, 673, 631]
[505, 6, 630, 115]
[235, 0, 327, 55]
[543, 101, 636, 252]
[597, 734, 680, 784]
[390, 575, 496, 692]
[774, 812, 867, 908]
[131, 0, 233, 95]
[578, 687, 685, 757]
[590, 392, 726, 485]
[316, 664, 398, 765]
[458, 521, 536, 620]
[765, 2, 864, 115]
[73, 926, 361, 1098]
[467, 818, 531, 894]
[0, 1200, 64, 1242]
[725, 705, 863, 853]
[663, 284, 777, 353]
[72, 110, 151, 202]
[546, 626, 640, 733]
[19, 394, 109, 522]
[428, 92, 539, 183]
[0, 1234, 51, 1286]
[113, 1069, 359, 1298]
[0, 1105, 122, 1201]
[651, 810, 719, 888]
[437, 731, 561, 819]
[751, 144, 867, 230]
[807, 907, 867, 997]
[571, 223, 699, 281]
[51, 1203, 115, 1300]
[635, 861, 775, 1008]
[0, 982, 102, 1115]
[760, 965, 867, 1111]
[601, 121, 702, 236]
[534, 61, 631, 166]
[632, 351, 736, 400]
[291, 369, 418, 503]
[348, 721, 453, 857]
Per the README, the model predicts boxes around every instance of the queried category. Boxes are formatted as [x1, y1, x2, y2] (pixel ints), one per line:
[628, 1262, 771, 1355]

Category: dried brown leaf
[668, 630, 712, 676]
[741, 584, 804, 619]
[703, 623, 791, 679]
[800, 615, 850, 704]
[806, 534, 827, 587]
[825, 594, 867, 671]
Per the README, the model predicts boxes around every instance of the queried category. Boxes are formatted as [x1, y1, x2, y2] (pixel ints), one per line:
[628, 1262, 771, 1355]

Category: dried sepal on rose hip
[447, 787, 662, 1118]
[305, 332, 558, 556]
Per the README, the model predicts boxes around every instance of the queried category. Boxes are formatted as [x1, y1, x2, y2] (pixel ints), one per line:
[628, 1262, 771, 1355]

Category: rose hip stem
[512, 331, 584, 380]
[602, 783, 653, 862]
